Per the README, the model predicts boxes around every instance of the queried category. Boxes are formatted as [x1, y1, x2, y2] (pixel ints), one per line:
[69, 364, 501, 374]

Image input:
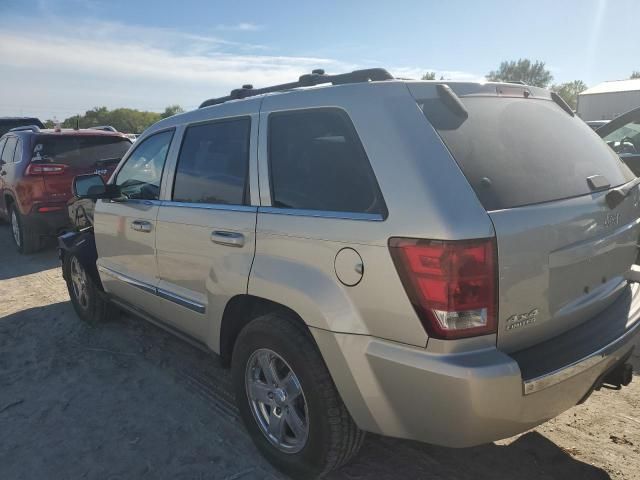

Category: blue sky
[0, 0, 637, 120]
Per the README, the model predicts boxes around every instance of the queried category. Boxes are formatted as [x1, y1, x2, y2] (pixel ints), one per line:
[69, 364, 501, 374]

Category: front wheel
[232, 313, 364, 479]
[63, 253, 114, 325]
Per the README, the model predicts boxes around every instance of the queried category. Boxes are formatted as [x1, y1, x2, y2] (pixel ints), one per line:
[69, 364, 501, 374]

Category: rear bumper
[311, 286, 640, 447]
[22, 207, 70, 235]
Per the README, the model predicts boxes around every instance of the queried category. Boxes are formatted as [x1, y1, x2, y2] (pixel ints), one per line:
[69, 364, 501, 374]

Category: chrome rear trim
[522, 316, 640, 395]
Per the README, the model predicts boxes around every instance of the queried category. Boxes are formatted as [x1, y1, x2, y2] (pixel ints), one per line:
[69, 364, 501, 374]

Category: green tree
[421, 72, 436, 80]
[631, 71, 640, 79]
[161, 105, 185, 118]
[551, 80, 587, 110]
[486, 59, 553, 87]
[56, 105, 183, 133]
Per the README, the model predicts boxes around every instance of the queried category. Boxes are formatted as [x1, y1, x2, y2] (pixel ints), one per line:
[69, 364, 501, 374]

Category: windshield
[420, 96, 635, 211]
[32, 135, 131, 167]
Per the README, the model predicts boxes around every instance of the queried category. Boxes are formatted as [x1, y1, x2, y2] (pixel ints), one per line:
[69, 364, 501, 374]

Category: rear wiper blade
[605, 177, 640, 209]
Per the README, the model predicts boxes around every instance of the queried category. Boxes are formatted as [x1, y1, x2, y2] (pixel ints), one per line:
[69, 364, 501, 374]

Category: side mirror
[73, 174, 120, 199]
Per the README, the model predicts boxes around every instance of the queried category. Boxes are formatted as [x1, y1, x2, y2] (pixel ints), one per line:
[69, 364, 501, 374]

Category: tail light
[389, 237, 497, 339]
[26, 163, 67, 176]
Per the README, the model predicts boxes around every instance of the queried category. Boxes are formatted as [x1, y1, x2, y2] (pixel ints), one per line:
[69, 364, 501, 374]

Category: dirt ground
[0, 224, 638, 480]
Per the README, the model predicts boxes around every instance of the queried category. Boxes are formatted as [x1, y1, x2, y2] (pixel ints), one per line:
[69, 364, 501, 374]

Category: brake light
[26, 163, 66, 175]
[389, 237, 497, 339]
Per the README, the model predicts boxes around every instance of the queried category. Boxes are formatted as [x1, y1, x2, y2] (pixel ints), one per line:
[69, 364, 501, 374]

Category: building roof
[580, 79, 640, 96]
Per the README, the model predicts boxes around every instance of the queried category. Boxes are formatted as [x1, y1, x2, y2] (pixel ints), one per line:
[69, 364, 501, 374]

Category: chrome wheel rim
[70, 256, 90, 310]
[245, 348, 309, 453]
[11, 210, 20, 247]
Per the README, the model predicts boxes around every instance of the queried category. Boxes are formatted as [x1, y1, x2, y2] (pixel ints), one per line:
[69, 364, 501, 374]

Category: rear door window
[419, 96, 635, 211]
[172, 118, 250, 205]
[1, 137, 17, 165]
[32, 135, 131, 168]
[12, 138, 22, 163]
[267, 108, 386, 216]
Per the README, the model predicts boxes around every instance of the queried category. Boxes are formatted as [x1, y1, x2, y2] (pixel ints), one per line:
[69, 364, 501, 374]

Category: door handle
[131, 220, 152, 233]
[211, 230, 245, 247]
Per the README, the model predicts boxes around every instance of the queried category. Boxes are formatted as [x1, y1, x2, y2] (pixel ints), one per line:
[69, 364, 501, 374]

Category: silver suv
[60, 68, 640, 479]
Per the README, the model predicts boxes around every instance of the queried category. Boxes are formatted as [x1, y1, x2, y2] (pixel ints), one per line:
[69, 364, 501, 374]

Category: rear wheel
[232, 313, 364, 479]
[9, 204, 40, 254]
[64, 253, 114, 325]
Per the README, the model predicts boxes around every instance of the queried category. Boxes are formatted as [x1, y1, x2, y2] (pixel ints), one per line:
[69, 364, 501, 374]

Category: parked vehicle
[59, 69, 639, 479]
[0, 126, 131, 253]
[0, 117, 44, 137]
[595, 106, 640, 175]
[586, 119, 609, 131]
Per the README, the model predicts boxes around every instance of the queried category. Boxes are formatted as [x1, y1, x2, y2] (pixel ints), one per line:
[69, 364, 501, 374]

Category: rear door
[414, 86, 640, 352]
[33, 135, 131, 203]
[154, 108, 258, 347]
[94, 129, 174, 318]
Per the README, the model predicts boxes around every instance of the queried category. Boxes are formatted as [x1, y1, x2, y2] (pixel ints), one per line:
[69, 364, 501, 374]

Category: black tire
[232, 312, 364, 479]
[63, 253, 114, 325]
[9, 204, 41, 254]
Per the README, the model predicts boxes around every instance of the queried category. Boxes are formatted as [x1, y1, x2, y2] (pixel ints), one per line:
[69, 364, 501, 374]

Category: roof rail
[9, 125, 41, 133]
[199, 68, 394, 108]
[506, 80, 528, 85]
[90, 125, 118, 132]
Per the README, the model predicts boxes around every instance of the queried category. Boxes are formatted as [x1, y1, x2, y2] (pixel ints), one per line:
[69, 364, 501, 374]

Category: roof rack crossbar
[199, 68, 394, 108]
[9, 125, 41, 133]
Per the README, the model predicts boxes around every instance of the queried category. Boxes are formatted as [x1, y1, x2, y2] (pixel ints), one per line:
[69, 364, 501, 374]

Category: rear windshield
[32, 135, 131, 168]
[419, 96, 635, 211]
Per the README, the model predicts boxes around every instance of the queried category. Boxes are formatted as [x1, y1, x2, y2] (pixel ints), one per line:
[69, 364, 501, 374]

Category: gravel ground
[0, 223, 638, 480]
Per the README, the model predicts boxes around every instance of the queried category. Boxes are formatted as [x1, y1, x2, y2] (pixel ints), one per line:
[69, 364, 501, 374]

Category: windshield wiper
[605, 177, 640, 209]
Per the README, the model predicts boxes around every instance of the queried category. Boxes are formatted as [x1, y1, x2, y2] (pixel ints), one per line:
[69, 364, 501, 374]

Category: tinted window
[420, 96, 635, 211]
[173, 118, 250, 205]
[116, 130, 174, 200]
[1, 137, 17, 164]
[12, 138, 22, 163]
[268, 109, 386, 215]
[33, 135, 131, 168]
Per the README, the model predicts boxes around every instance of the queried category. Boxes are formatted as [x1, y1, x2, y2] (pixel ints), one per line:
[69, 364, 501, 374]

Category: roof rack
[199, 68, 394, 108]
[9, 125, 41, 133]
[90, 125, 118, 132]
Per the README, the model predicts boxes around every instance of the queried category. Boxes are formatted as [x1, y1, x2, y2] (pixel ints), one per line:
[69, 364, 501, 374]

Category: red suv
[0, 126, 131, 253]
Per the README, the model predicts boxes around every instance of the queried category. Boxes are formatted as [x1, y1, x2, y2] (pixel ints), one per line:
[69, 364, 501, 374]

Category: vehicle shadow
[0, 225, 60, 280]
[330, 431, 610, 480]
[0, 302, 612, 480]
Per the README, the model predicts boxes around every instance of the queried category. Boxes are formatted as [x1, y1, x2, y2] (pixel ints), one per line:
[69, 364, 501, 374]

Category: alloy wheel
[245, 348, 309, 453]
[70, 256, 90, 310]
[10, 209, 20, 247]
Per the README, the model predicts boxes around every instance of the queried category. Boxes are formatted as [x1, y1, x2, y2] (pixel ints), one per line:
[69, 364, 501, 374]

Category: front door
[155, 113, 258, 349]
[94, 129, 175, 317]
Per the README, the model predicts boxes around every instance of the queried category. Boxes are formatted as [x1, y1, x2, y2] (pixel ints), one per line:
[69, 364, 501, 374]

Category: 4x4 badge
[505, 309, 539, 331]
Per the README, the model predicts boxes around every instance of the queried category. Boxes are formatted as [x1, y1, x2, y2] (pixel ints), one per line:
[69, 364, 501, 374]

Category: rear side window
[32, 135, 131, 168]
[173, 118, 250, 205]
[419, 96, 635, 211]
[268, 108, 386, 216]
[1, 137, 17, 164]
[12, 138, 22, 163]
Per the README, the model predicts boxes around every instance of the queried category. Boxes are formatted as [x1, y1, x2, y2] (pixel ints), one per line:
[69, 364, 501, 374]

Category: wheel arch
[219, 294, 312, 367]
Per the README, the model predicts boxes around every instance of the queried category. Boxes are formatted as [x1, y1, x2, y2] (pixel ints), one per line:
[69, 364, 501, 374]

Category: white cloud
[215, 22, 263, 32]
[0, 16, 480, 120]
